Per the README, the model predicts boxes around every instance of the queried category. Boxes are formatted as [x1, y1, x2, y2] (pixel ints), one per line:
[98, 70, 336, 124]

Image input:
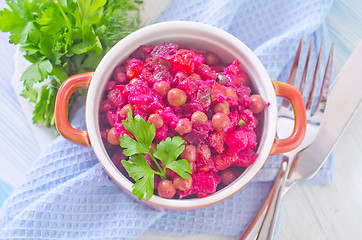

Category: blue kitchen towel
[0, 0, 334, 239]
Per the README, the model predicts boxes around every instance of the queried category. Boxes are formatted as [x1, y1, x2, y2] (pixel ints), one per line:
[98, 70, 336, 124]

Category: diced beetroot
[164, 128, 179, 139]
[197, 145, 211, 160]
[196, 83, 212, 109]
[223, 111, 240, 133]
[212, 65, 226, 73]
[138, 69, 153, 86]
[183, 121, 213, 146]
[113, 122, 125, 137]
[213, 93, 227, 104]
[128, 82, 166, 114]
[198, 157, 217, 173]
[240, 109, 258, 129]
[224, 59, 246, 86]
[236, 85, 252, 107]
[195, 145, 212, 173]
[151, 42, 179, 57]
[126, 58, 144, 79]
[173, 49, 195, 74]
[112, 150, 127, 171]
[115, 72, 128, 85]
[174, 70, 188, 83]
[225, 125, 257, 153]
[225, 130, 249, 153]
[241, 125, 257, 149]
[153, 67, 174, 85]
[183, 101, 204, 118]
[148, 93, 167, 113]
[201, 79, 215, 89]
[129, 94, 153, 112]
[212, 82, 226, 94]
[99, 99, 115, 113]
[171, 106, 183, 118]
[133, 81, 149, 94]
[216, 73, 228, 86]
[178, 172, 220, 199]
[116, 84, 127, 95]
[212, 82, 228, 104]
[113, 65, 128, 84]
[107, 88, 126, 109]
[144, 57, 155, 72]
[105, 81, 117, 92]
[213, 150, 236, 170]
[178, 76, 199, 96]
[183, 132, 201, 146]
[155, 123, 168, 141]
[142, 45, 155, 55]
[201, 119, 214, 131]
[197, 192, 209, 198]
[213, 172, 221, 185]
[227, 97, 239, 107]
[234, 149, 257, 167]
[107, 110, 115, 126]
[130, 45, 152, 62]
[154, 52, 173, 68]
[237, 85, 252, 98]
[159, 107, 180, 129]
[239, 95, 252, 108]
[194, 53, 205, 69]
[196, 64, 217, 80]
[209, 131, 227, 154]
[114, 122, 134, 139]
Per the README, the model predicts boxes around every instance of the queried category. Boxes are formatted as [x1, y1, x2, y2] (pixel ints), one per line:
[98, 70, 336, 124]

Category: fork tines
[315, 43, 334, 115]
[286, 37, 334, 117]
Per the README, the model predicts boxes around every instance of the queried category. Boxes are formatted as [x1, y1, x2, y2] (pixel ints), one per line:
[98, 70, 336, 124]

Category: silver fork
[241, 37, 334, 240]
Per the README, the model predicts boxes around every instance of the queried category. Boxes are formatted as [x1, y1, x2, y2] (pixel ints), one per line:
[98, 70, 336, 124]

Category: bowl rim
[85, 21, 277, 209]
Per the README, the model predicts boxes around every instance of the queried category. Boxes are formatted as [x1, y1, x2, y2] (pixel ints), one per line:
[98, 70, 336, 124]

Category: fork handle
[257, 155, 290, 240]
[240, 156, 290, 240]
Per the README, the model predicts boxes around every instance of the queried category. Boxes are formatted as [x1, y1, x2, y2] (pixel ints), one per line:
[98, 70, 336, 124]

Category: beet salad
[99, 42, 267, 200]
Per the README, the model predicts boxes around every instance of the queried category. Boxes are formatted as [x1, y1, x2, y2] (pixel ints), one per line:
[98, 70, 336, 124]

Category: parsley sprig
[0, 0, 142, 129]
[120, 109, 192, 200]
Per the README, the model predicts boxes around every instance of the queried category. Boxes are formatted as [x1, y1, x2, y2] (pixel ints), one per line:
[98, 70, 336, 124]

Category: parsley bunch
[120, 110, 192, 200]
[0, 0, 142, 129]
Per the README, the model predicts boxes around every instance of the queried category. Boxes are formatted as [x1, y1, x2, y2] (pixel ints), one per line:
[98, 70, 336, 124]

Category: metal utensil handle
[240, 156, 291, 240]
[257, 156, 291, 240]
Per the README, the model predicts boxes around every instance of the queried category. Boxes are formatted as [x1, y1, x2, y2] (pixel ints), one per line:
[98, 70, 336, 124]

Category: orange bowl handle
[55, 72, 94, 146]
[269, 81, 307, 155]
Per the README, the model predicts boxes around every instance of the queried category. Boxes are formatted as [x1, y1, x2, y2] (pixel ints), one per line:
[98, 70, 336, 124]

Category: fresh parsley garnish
[0, 0, 143, 129]
[120, 109, 192, 201]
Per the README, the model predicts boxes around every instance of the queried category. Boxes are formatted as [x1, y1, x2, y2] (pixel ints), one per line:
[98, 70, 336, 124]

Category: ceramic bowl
[55, 21, 306, 211]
